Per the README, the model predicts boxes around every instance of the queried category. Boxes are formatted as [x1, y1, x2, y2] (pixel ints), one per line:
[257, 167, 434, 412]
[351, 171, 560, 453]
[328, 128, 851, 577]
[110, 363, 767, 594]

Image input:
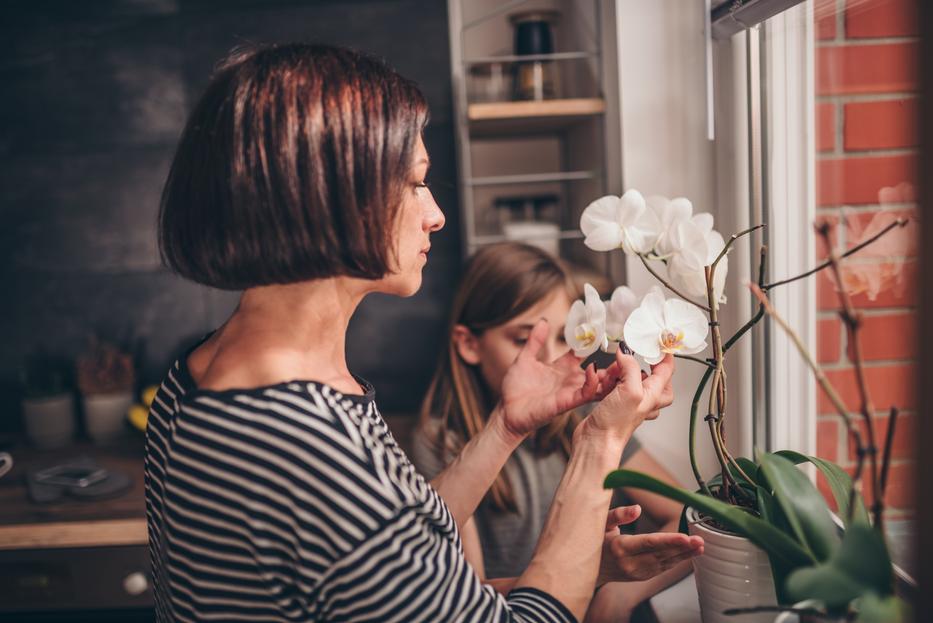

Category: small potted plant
[566, 190, 912, 622]
[76, 338, 135, 444]
[20, 353, 76, 449]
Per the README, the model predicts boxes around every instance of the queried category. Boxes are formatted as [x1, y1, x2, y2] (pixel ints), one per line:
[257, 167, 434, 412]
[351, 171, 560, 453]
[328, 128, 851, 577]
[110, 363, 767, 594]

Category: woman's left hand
[496, 319, 618, 440]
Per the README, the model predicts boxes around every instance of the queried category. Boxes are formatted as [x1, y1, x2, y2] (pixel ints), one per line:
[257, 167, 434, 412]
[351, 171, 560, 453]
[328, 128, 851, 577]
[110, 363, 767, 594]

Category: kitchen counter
[0, 437, 147, 550]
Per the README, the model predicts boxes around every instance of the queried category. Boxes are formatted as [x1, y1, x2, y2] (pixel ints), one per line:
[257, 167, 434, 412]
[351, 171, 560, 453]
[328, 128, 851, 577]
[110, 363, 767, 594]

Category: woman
[146, 43, 687, 622]
[412, 243, 699, 622]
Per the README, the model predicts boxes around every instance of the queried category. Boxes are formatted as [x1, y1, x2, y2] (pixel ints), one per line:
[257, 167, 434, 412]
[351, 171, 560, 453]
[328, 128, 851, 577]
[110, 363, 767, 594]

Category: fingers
[604, 505, 641, 532]
[518, 319, 550, 362]
[594, 362, 622, 400]
[612, 531, 692, 556]
[614, 349, 643, 393]
[642, 354, 675, 403]
[581, 363, 599, 400]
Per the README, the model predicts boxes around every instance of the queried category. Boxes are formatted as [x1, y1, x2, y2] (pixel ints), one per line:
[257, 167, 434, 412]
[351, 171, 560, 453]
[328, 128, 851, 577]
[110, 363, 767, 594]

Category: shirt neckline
[175, 332, 376, 404]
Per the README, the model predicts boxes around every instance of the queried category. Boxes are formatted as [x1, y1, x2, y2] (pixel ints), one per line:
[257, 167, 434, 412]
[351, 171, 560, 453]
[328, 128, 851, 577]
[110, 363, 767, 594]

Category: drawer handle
[123, 571, 149, 596]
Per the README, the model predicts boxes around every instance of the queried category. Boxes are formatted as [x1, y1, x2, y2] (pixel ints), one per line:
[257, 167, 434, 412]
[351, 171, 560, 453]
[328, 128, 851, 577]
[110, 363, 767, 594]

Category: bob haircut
[159, 43, 429, 290]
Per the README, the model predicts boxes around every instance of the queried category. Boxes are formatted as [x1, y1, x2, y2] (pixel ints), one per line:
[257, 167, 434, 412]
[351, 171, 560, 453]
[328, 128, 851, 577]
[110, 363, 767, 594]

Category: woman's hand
[579, 349, 675, 441]
[495, 319, 610, 440]
[597, 506, 704, 585]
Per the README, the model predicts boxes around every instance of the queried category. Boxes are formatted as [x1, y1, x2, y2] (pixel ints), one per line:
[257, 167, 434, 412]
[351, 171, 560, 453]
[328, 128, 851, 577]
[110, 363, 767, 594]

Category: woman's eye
[558, 334, 567, 344]
[513, 337, 527, 346]
[414, 181, 430, 190]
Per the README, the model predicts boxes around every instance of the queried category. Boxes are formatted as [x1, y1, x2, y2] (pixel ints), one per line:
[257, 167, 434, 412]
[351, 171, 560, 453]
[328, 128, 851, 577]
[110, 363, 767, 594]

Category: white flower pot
[22, 393, 76, 449]
[82, 392, 133, 444]
[687, 506, 778, 623]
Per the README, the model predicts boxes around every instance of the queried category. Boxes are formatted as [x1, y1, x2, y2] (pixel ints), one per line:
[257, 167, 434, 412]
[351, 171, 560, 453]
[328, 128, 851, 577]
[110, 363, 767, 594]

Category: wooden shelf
[467, 98, 605, 137]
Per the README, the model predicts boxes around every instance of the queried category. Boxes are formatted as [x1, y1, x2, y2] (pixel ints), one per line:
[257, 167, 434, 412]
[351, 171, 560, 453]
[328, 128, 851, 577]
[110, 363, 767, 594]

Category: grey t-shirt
[410, 418, 641, 579]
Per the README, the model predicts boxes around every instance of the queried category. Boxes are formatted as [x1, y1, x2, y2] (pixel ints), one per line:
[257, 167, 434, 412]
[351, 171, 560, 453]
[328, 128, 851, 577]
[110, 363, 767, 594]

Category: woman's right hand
[579, 350, 675, 441]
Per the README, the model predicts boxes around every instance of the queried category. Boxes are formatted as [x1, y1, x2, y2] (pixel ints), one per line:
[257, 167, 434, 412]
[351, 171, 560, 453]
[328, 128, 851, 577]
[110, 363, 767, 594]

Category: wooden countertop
[0, 437, 147, 550]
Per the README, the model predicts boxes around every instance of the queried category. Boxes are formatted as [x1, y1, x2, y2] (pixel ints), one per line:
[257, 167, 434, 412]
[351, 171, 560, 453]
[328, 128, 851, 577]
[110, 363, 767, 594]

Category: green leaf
[604, 469, 814, 571]
[775, 450, 870, 527]
[758, 452, 840, 562]
[856, 593, 908, 623]
[786, 523, 894, 609]
[733, 457, 760, 486]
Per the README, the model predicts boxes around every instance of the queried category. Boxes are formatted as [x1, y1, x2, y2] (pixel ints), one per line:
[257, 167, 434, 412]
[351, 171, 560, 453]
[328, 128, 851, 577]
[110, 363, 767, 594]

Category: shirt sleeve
[314, 506, 577, 623]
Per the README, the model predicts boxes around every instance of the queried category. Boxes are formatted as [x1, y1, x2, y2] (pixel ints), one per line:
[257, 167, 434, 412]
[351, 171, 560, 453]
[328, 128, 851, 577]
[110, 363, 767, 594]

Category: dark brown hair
[159, 43, 429, 290]
[419, 242, 581, 513]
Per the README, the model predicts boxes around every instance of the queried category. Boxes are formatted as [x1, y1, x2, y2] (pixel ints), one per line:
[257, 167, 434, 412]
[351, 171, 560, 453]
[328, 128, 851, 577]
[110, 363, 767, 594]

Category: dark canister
[509, 10, 560, 100]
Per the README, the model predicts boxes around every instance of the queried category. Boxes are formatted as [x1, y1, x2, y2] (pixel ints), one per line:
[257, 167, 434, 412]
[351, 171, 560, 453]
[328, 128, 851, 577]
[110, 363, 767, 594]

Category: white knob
[123, 571, 149, 596]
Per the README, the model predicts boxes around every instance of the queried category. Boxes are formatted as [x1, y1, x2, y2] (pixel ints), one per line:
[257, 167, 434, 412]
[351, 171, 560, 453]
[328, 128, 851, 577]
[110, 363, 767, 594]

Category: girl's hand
[597, 506, 704, 585]
[580, 349, 675, 441]
[496, 319, 602, 440]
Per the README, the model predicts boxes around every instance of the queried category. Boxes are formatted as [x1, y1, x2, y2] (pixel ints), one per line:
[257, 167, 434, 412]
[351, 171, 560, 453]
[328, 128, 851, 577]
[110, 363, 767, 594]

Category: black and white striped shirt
[145, 351, 576, 622]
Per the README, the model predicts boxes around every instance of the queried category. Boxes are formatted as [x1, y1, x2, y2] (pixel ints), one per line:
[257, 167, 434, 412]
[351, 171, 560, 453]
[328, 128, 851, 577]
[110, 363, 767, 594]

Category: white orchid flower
[564, 283, 609, 358]
[667, 215, 729, 303]
[604, 286, 639, 353]
[623, 287, 709, 365]
[581, 189, 661, 255]
[646, 195, 694, 257]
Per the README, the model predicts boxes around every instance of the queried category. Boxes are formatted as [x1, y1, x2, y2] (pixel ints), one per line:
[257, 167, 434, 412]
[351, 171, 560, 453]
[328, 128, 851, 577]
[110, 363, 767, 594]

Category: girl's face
[455, 289, 573, 400]
[378, 135, 445, 297]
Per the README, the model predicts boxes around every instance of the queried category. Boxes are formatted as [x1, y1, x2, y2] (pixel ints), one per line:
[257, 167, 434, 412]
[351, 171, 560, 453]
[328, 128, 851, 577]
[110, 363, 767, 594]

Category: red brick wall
[814, 0, 918, 519]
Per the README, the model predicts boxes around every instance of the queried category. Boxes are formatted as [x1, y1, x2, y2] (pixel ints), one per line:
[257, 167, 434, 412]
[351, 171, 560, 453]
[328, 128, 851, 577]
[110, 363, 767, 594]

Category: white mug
[0, 452, 13, 479]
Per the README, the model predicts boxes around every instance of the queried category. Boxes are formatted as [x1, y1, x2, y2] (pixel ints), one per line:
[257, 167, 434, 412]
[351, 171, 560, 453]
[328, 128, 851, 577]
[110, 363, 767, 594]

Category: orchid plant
[567, 189, 912, 621]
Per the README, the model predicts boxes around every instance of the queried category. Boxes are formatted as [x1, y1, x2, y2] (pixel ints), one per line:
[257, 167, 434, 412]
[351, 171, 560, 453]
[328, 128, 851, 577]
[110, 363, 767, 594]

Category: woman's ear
[451, 324, 482, 365]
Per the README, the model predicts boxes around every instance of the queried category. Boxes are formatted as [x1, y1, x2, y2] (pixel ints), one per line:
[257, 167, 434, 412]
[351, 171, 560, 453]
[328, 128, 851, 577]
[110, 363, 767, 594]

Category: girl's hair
[419, 242, 581, 512]
[159, 43, 428, 290]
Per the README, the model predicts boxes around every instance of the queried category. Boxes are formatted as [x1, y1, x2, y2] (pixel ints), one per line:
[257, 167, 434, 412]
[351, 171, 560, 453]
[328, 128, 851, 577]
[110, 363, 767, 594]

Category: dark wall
[1, 0, 462, 428]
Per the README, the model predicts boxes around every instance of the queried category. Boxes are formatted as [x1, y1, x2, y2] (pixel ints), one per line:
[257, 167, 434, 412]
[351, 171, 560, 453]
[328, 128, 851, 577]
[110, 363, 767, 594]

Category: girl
[414, 242, 697, 622]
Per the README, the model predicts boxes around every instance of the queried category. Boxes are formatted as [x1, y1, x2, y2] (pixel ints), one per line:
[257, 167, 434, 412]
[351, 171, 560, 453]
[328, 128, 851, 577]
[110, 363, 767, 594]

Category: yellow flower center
[659, 330, 685, 353]
[575, 325, 596, 348]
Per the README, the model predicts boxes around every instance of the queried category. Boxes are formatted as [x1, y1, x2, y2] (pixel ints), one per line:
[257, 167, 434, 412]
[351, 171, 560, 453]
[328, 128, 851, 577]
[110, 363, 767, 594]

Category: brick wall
[814, 0, 917, 520]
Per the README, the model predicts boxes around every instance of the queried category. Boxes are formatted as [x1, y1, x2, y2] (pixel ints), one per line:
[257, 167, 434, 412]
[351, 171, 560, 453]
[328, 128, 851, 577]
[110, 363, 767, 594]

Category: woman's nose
[425, 198, 445, 233]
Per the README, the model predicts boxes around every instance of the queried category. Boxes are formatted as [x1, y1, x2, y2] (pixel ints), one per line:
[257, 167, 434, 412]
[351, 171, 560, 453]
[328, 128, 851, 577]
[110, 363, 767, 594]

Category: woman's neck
[191, 277, 372, 394]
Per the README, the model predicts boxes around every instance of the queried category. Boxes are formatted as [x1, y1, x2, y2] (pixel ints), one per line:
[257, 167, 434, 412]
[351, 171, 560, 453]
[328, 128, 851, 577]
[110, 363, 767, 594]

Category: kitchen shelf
[468, 98, 605, 137]
[468, 170, 598, 186]
[472, 230, 584, 245]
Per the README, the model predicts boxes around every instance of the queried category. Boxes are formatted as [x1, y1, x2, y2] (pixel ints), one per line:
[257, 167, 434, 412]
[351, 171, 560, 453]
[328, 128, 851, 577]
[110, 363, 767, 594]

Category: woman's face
[463, 289, 573, 400]
[379, 135, 445, 297]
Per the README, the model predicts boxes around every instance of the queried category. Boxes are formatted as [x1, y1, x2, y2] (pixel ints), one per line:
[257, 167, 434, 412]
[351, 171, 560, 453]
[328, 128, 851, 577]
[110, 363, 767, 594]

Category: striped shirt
[145, 352, 577, 622]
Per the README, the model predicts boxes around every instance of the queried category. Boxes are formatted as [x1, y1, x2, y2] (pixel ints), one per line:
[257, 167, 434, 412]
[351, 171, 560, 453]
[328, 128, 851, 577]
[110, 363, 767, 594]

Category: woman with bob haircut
[146, 42, 679, 623]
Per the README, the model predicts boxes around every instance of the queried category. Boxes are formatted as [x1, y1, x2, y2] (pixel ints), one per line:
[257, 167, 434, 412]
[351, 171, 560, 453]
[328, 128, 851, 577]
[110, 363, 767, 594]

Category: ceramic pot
[82, 392, 133, 444]
[687, 506, 778, 623]
[22, 393, 76, 449]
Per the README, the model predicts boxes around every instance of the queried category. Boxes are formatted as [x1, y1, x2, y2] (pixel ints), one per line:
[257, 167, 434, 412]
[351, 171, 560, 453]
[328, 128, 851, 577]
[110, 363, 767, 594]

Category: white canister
[82, 392, 134, 444]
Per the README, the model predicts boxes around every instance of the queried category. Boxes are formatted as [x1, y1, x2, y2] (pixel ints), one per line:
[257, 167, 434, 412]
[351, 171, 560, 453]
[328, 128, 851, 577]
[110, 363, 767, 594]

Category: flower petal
[584, 283, 607, 324]
[692, 212, 714, 235]
[668, 257, 710, 300]
[564, 300, 586, 345]
[623, 304, 662, 362]
[663, 298, 709, 349]
[617, 189, 647, 225]
[671, 220, 709, 271]
[581, 195, 619, 235]
[583, 226, 624, 252]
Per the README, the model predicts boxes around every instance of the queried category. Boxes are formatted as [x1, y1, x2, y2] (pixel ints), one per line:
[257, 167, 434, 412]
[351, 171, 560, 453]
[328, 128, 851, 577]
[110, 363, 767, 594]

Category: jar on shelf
[509, 10, 561, 101]
[468, 61, 513, 103]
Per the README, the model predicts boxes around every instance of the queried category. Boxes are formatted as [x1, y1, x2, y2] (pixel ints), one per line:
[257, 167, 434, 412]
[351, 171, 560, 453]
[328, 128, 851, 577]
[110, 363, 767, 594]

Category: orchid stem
[674, 354, 715, 368]
[762, 218, 907, 291]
